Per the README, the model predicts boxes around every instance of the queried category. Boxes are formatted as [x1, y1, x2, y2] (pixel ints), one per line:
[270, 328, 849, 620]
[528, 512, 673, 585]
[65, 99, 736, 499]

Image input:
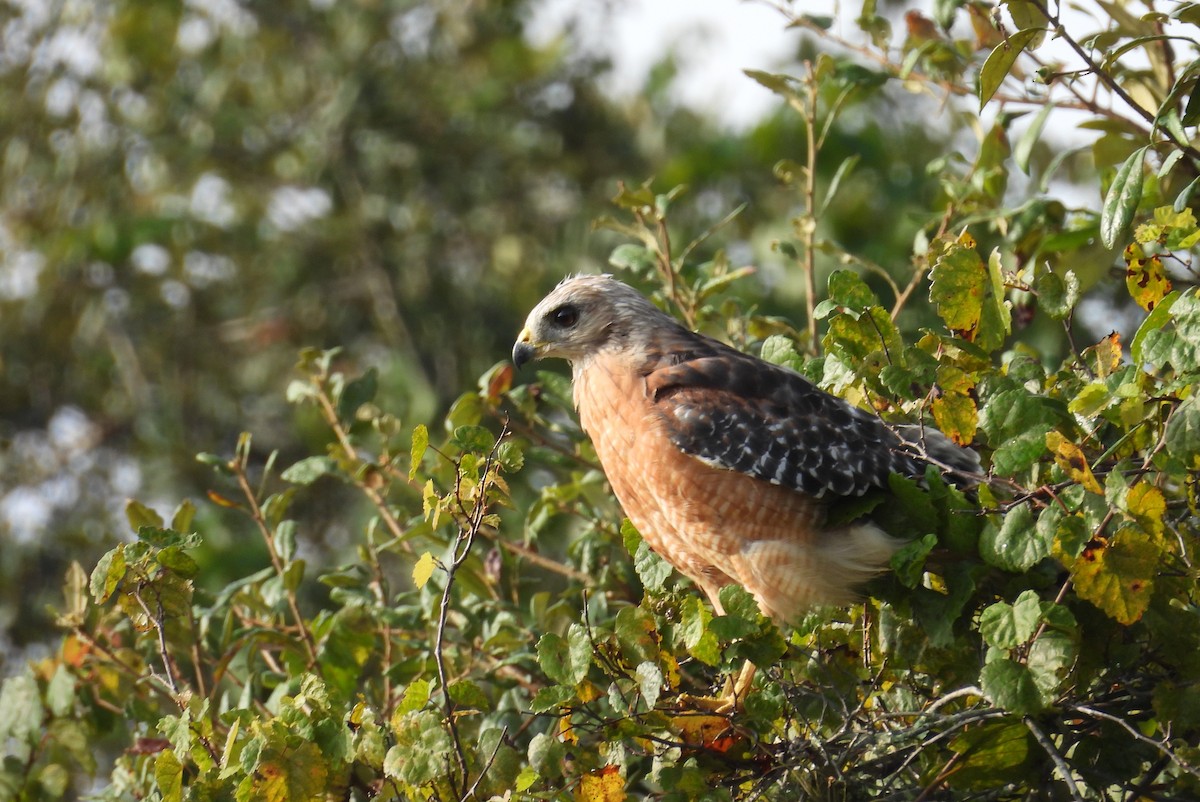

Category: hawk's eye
[550, 304, 579, 329]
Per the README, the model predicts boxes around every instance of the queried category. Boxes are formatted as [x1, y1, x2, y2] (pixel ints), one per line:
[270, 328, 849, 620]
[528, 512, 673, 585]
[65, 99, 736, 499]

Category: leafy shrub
[4, 2, 1200, 801]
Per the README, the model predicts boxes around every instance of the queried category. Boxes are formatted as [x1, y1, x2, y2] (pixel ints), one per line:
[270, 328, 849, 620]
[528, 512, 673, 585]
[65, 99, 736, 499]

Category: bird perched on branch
[513, 275, 979, 701]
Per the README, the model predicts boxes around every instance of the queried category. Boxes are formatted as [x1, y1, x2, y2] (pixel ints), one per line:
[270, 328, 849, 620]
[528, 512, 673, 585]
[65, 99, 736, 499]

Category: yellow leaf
[1126, 483, 1166, 536]
[1070, 524, 1160, 625]
[558, 713, 578, 745]
[422, 479, 441, 527]
[1124, 243, 1172, 311]
[1088, 332, 1123, 378]
[932, 389, 978, 446]
[411, 552, 437, 589]
[576, 766, 625, 802]
[1046, 431, 1101, 494]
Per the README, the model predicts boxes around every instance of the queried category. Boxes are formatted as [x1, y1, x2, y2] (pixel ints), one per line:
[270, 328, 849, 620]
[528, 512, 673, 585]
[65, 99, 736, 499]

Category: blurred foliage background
[0, 0, 965, 659]
[5, 0, 1200, 799]
[0, 0, 1174, 668]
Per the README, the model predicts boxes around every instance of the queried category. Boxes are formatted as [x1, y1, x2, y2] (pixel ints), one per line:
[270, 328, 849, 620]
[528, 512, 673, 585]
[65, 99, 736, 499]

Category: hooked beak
[512, 328, 538, 370]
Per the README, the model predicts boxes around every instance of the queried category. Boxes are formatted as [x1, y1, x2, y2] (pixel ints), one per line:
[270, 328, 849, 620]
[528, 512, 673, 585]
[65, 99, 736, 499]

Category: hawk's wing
[644, 343, 928, 499]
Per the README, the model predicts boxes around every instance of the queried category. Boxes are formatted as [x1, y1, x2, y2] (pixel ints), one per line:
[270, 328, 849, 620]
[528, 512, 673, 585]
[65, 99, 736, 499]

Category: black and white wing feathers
[642, 333, 973, 498]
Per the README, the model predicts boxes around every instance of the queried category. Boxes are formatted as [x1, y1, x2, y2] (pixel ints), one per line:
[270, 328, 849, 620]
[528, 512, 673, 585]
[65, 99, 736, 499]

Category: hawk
[512, 275, 980, 624]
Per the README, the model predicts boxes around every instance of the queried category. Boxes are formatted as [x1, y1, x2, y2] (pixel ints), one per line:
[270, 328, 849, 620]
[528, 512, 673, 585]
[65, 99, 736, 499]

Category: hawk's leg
[676, 660, 758, 714]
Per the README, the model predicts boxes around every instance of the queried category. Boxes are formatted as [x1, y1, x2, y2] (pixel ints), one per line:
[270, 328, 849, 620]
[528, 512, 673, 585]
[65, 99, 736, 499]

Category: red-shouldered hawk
[513, 275, 979, 623]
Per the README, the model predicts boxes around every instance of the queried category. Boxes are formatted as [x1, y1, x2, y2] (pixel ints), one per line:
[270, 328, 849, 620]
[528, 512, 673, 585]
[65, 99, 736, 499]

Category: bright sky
[527, 0, 803, 129]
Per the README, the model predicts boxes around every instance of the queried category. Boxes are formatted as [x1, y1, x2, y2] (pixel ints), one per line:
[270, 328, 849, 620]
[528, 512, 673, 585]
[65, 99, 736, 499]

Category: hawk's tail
[893, 424, 982, 487]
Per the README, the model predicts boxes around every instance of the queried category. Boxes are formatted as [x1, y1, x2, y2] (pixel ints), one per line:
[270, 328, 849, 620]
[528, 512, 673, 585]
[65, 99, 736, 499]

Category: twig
[1023, 0, 1200, 164]
[434, 421, 511, 799]
[132, 585, 180, 695]
[801, 62, 820, 354]
[231, 463, 319, 666]
[462, 725, 508, 801]
[1070, 703, 1200, 781]
[312, 386, 414, 553]
[1024, 716, 1085, 802]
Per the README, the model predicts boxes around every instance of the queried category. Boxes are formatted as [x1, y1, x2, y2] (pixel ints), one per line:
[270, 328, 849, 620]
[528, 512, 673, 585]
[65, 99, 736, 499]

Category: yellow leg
[677, 661, 758, 714]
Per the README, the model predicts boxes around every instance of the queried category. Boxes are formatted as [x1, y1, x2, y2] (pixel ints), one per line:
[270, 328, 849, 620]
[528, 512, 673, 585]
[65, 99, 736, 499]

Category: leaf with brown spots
[1046, 431, 1102, 494]
[1069, 524, 1161, 625]
[1124, 243, 1172, 311]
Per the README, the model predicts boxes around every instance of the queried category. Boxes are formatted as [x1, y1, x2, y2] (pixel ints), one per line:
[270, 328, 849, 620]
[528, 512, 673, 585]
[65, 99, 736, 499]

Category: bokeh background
[0, 0, 1124, 666]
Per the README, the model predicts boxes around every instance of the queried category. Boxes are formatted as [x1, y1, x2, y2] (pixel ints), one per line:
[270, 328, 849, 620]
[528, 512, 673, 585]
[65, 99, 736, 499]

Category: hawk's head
[513, 275, 666, 368]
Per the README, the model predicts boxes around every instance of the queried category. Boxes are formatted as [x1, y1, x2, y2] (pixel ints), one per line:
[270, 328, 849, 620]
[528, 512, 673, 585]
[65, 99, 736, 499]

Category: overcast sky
[527, 0, 806, 130]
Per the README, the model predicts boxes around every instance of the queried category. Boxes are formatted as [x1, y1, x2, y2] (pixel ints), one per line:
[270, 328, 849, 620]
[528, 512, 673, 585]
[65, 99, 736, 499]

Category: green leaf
[981, 658, 1044, 714]
[496, 440, 524, 473]
[282, 559, 305, 592]
[990, 423, 1052, 475]
[319, 607, 377, 702]
[929, 233, 986, 333]
[0, 672, 43, 747]
[1068, 382, 1112, 416]
[1034, 268, 1080, 320]
[448, 679, 490, 711]
[170, 499, 197, 533]
[384, 712, 452, 786]
[817, 155, 861, 218]
[136, 526, 197, 549]
[1052, 512, 1091, 560]
[743, 69, 798, 98]
[156, 546, 199, 579]
[979, 28, 1044, 109]
[614, 606, 658, 667]
[607, 243, 656, 273]
[89, 545, 126, 604]
[979, 590, 1042, 649]
[1014, 102, 1054, 173]
[281, 456, 337, 485]
[537, 626, 591, 687]
[529, 684, 576, 713]
[155, 750, 183, 802]
[1026, 630, 1075, 702]
[717, 583, 762, 622]
[125, 499, 164, 532]
[680, 596, 720, 666]
[634, 661, 664, 709]
[980, 504, 1046, 572]
[759, 334, 803, 370]
[397, 678, 431, 716]
[451, 424, 495, 453]
[1166, 395, 1200, 467]
[946, 720, 1033, 790]
[632, 538, 673, 592]
[826, 269, 878, 310]
[891, 533, 936, 589]
[45, 664, 75, 717]
[273, 520, 297, 563]
[1100, 146, 1147, 249]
